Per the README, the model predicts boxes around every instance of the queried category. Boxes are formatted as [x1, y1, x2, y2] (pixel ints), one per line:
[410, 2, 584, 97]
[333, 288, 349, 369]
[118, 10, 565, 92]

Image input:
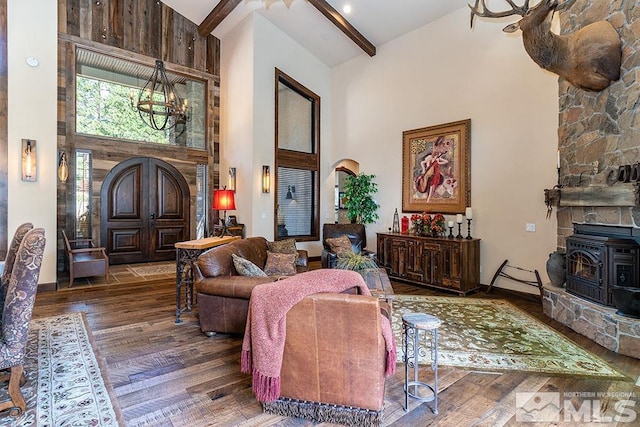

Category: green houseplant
[335, 251, 378, 272]
[342, 173, 380, 224]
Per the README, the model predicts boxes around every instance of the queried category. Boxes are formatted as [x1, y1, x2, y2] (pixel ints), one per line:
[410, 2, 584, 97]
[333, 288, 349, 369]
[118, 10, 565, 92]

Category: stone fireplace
[548, 1, 640, 359]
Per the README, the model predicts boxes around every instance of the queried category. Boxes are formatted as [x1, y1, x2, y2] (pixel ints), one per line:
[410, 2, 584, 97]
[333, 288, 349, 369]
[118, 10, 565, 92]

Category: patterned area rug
[128, 264, 175, 277]
[392, 295, 628, 380]
[0, 313, 124, 426]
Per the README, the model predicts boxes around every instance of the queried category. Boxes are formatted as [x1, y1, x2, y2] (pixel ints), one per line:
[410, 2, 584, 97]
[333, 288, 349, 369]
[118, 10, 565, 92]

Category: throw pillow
[232, 254, 267, 277]
[263, 251, 297, 276]
[267, 238, 298, 254]
[325, 235, 355, 256]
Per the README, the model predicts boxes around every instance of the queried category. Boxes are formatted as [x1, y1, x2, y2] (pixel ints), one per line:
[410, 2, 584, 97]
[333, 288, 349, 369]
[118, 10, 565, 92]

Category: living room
[2, 0, 640, 425]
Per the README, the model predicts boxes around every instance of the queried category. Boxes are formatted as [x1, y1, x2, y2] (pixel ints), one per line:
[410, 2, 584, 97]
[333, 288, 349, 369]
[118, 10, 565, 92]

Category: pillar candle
[448, 220, 454, 228]
[401, 216, 409, 234]
[465, 207, 473, 219]
[456, 214, 463, 223]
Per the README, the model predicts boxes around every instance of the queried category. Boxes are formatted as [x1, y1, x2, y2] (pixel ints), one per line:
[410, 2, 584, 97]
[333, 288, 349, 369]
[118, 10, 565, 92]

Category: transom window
[75, 48, 206, 149]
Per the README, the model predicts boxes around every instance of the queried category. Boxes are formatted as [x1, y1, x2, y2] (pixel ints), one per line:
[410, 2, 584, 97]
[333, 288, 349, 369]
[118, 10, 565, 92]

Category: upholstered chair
[0, 228, 46, 417]
[0, 223, 34, 308]
[321, 223, 375, 268]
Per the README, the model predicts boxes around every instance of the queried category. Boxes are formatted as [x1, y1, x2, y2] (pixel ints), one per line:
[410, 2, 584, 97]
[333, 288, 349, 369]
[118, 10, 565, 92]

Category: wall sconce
[58, 151, 69, 183]
[228, 167, 236, 192]
[21, 139, 37, 182]
[262, 165, 270, 193]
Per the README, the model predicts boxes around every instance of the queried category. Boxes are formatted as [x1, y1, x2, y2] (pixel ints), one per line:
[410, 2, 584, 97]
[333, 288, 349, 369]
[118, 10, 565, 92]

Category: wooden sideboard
[377, 232, 480, 296]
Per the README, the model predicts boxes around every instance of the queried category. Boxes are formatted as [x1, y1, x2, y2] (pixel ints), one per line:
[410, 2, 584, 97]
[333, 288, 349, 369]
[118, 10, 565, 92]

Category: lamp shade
[212, 189, 236, 211]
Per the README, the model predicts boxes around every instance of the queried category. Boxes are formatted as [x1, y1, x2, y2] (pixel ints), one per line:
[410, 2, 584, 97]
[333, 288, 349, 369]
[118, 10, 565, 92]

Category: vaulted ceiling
[161, 0, 470, 67]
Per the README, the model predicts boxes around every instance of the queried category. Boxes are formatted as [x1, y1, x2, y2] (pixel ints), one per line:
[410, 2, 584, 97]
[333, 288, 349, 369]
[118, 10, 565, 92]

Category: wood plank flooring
[31, 272, 640, 426]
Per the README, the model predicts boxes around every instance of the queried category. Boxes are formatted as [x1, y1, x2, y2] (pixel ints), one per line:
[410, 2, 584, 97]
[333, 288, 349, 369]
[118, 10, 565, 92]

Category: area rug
[0, 313, 125, 426]
[128, 263, 175, 277]
[391, 295, 628, 380]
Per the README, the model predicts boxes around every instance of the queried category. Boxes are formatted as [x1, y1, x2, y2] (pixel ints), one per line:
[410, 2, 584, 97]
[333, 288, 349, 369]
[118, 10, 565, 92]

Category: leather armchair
[263, 292, 389, 424]
[321, 223, 375, 268]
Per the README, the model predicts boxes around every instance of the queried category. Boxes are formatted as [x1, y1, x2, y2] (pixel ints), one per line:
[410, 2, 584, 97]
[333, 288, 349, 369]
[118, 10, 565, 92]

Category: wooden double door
[101, 157, 190, 265]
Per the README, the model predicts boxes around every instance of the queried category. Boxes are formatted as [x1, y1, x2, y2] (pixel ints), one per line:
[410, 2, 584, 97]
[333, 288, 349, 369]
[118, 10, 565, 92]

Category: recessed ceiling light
[342, 4, 352, 14]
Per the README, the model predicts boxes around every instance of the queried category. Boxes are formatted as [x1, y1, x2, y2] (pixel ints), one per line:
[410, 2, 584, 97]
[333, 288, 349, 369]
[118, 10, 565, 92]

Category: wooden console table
[174, 235, 240, 323]
[377, 232, 480, 296]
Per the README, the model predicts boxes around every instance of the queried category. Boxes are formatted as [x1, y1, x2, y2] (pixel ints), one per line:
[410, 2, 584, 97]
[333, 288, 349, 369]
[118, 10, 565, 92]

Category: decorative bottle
[392, 209, 400, 233]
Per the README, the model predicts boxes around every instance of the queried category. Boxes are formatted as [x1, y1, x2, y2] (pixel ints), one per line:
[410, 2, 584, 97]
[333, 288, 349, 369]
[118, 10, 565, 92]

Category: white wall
[221, 13, 331, 254]
[7, 0, 57, 285]
[331, 8, 559, 293]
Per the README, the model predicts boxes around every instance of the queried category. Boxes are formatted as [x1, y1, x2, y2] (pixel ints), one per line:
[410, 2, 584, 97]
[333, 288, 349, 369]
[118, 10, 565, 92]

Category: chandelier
[132, 59, 188, 131]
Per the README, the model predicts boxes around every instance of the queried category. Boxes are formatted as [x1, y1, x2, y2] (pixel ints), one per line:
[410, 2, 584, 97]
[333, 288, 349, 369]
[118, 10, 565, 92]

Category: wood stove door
[567, 250, 600, 283]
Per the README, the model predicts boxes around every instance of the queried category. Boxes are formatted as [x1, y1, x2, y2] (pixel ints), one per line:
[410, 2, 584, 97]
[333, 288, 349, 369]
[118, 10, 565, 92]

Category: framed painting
[338, 192, 346, 209]
[402, 119, 471, 214]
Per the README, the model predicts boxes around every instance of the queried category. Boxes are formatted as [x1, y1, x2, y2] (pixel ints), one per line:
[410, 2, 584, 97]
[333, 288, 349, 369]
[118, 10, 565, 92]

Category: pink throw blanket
[240, 269, 396, 403]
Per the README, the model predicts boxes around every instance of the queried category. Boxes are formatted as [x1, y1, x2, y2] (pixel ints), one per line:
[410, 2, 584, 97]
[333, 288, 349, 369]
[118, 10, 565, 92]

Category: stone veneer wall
[543, 286, 640, 359]
[557, 0, 640, 250]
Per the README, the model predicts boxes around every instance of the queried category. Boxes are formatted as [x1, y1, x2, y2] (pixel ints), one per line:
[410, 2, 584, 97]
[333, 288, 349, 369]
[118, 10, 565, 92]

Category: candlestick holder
[466, 219, 473, 239]
[448, 226, 454, 239]
[456, 223, 463, 239]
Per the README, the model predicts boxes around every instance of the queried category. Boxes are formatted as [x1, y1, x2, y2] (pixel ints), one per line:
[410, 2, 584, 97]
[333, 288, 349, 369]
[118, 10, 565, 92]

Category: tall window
[275, 69, 320, 241]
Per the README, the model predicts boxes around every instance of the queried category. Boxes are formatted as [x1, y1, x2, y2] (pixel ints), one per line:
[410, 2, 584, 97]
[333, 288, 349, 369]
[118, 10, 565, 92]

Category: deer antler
[469, 0, 531, 27]
[552, 0, 577, 12]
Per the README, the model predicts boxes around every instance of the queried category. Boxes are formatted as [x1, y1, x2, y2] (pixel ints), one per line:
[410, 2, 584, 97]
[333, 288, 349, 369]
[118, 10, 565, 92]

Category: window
[75, 151, 92, 238]
[275, 69, 320, 241]
[75, 48, 206, 149]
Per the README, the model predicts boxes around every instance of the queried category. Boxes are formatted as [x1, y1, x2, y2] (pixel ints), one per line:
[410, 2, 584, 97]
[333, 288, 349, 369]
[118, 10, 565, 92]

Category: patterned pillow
[325, 235, 355, 256]
[263, 251, 297, 276]
[267, 238, 298, 254]
[232, 254, 267, 277]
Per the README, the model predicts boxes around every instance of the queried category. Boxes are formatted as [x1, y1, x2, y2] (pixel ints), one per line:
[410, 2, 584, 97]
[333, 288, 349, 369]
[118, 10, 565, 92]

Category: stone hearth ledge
[543, 285, 640, 360]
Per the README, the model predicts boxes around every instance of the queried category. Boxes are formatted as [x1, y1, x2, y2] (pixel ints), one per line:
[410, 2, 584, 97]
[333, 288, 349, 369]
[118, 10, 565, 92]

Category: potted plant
[342, 173, 380, 224]
[335, 251, 379, 273]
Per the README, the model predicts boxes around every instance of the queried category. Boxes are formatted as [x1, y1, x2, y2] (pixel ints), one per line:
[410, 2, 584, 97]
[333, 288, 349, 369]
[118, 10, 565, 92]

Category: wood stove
[565, 224, 640, 307]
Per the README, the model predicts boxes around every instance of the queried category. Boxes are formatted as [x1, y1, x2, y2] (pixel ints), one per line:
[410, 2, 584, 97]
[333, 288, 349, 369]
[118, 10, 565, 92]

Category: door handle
[150, 213, 155, 219]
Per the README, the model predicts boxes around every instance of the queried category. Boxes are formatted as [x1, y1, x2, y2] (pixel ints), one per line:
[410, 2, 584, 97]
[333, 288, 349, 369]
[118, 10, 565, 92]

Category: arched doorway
[332, 159, 359, 224]
[101, 157, 190, 264]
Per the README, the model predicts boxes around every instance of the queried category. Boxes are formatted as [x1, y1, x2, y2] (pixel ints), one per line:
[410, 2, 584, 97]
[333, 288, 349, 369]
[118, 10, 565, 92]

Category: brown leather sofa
[194, 237, 308, 335]
[263, 292, 389, 424]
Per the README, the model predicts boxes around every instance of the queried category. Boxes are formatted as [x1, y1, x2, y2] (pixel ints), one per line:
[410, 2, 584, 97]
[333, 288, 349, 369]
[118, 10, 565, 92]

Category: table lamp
[212, 188, 236, 237]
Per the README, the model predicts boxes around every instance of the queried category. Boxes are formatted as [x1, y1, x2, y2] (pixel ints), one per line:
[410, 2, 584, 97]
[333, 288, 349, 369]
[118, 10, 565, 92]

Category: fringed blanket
[241, 269, 396, 403]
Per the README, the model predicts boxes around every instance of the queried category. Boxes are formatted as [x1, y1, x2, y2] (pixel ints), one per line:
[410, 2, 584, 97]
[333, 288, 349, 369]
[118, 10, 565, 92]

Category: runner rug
[391, 295, 628, 380]
[0, 313, 124, 426]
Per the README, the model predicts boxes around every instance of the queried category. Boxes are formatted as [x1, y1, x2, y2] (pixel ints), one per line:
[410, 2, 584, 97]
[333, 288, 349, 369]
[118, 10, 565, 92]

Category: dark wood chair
[61, 229, 109, 285]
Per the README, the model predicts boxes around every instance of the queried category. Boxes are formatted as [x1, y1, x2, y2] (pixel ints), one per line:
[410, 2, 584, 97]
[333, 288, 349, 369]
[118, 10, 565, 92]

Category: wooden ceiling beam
[307, 0, 376, 57]
[198, 0, 243, 37]
[198, 0, 376, 57]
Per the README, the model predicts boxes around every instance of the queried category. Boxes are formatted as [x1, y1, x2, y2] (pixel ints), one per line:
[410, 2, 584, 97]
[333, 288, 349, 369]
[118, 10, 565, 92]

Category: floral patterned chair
[0, 228, 46, 417]
[0, 223, 33, 307]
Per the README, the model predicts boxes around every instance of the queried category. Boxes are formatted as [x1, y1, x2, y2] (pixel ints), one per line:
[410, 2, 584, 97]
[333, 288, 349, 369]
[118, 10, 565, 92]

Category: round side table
[402, 312, 442, 414]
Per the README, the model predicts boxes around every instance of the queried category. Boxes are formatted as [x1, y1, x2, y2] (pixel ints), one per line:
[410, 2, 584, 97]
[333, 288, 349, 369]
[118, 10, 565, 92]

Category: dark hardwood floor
[32, 271, 640, 426]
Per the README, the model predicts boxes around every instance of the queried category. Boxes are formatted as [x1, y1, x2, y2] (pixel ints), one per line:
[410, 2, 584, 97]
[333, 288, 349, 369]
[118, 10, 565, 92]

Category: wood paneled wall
[57, 0, 221, 270]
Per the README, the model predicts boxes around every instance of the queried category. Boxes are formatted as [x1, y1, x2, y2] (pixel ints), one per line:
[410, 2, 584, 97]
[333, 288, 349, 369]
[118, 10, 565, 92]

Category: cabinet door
[422, 243, 441, 285]
[406, 239, 425, 281]
[390, 239, 408, 277]
[440, 242, 462, 289]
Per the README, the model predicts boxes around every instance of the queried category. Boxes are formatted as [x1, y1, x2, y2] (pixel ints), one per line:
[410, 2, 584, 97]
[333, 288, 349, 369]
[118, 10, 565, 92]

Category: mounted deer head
[469, 0, 622, 91]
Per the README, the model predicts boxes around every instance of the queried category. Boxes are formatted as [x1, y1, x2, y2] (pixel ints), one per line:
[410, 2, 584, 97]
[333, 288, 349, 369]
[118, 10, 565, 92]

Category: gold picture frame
[402, 119, 471, 214]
